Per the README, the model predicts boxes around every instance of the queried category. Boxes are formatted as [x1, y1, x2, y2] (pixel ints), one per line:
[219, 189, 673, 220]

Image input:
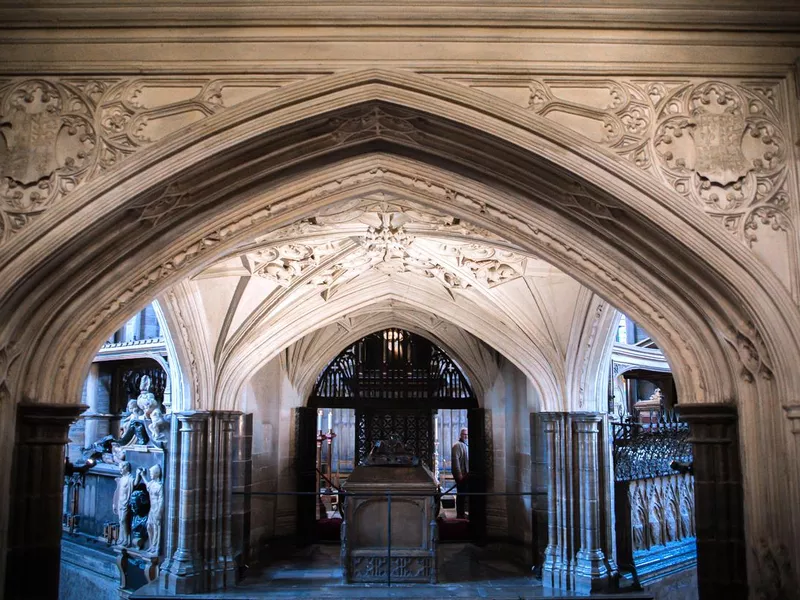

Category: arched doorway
[299, 328, 483, 543]
[2, 70, 798, 598]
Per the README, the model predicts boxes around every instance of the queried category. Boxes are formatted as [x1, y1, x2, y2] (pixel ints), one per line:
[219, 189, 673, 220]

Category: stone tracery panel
[0, 76, 305, 243]
[1, 73, 796, 296]
[461, 75, 798, 295]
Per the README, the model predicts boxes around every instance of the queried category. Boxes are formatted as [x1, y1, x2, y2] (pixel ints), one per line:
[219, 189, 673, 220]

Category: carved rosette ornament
[652, 81, 788, 244]
[253, 244, 322, 286]
[0, 80, 98, 242]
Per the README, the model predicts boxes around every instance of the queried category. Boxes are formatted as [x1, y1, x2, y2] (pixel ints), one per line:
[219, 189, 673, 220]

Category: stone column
[782, 404, 800, 592]
[208, 411, 238, 589]
[162, 411, 208, 594]
[541, 412, 573, 590]
[677, 404, 747, 600]
[161, 411, 239, 594]
[231, 413, 253, 573]
[82, 363, 107, 447]
[572, 413, 609, 592]
[5, 403, 85, 600]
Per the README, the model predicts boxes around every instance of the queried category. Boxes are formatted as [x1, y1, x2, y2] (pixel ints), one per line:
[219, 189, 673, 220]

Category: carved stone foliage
[751, 539, 797, 600]
[510, 77, 795, 268]
[526, 78, 654, 168]
[246, 197, 528, 297]
[627, 473, 695, 553]
[652, 81, 789, 246]
[0, 76, 299, 243]
[255, 192, 503, 245]
[252, 242, 337, 286]
[250, 215, 527, 299]
[0, 342, 20, 404]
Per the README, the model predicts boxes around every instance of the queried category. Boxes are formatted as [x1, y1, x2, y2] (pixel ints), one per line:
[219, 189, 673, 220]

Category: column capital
[175, 410, 211, 424]
[571, 412, 604, 432]
[16, 402, 88, 444]
[675, 402, 737, 424]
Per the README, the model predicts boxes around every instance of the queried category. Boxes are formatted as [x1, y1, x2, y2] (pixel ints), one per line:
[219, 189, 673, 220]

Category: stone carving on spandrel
[652, 81, 790, 246]
[526, 78, 654, 170]
[0, 76, 304, 243]
[0, 79, 98, 242]
[751, 540, 797, 600]
[0, 343, 20, 405]
[723, 322, 774, 383]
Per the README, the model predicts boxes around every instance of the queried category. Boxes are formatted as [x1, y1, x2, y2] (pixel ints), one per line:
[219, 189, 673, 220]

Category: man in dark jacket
[451, 428, 469, 519]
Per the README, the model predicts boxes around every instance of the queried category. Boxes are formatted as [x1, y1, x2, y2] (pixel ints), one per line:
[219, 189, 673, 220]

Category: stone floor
[133, 543, 655, 599]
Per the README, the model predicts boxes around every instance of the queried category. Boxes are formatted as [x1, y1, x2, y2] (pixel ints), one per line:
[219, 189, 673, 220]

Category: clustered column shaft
[541, 412, 609, 593]
[161, 410, 239, 594]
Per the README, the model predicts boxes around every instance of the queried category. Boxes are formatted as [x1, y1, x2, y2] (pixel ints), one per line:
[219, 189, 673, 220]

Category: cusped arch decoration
[282, 306, 502, 404]
[1, 68, 799, 578]
[4, 71, 788, 407]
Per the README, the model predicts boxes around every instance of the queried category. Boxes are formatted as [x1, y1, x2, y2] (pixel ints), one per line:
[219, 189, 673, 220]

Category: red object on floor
[316, 517, 342, 541]
[437, 517, 470, 541]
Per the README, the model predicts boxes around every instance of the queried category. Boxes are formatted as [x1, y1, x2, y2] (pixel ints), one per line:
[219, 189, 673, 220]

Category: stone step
[132, 581, 655, 600]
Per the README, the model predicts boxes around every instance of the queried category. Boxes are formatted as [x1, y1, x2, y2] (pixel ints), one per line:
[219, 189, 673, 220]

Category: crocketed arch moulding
[0, 69, 796, 426]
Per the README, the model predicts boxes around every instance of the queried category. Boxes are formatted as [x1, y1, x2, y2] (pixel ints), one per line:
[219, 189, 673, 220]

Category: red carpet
[316, 517, 342, 541]
[437, 517, 470, 541]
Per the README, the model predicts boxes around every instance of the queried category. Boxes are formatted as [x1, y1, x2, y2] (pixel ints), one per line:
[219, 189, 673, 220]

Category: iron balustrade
[612, 414, 692, 481]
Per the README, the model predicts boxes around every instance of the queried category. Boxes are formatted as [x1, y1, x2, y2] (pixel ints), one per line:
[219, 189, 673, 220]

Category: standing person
[451, 427, 469, 519]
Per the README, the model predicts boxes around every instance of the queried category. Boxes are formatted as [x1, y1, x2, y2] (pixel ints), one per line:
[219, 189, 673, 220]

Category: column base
[574, 549, 609, 593]
[542, 548, 573, 591]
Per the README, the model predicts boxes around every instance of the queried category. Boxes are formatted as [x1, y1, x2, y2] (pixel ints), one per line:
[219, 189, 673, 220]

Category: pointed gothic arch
[1, 69, 799, 590]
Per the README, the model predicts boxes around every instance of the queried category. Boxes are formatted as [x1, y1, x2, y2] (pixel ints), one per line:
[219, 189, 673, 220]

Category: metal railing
[612, 416, 692, 481]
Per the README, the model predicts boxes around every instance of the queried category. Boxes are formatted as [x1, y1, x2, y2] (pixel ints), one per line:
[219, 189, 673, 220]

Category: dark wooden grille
[310, 328, 476, 410]
[309, 329, 477, 467]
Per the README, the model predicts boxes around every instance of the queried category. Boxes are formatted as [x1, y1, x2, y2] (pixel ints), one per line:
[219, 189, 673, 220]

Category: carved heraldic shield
[692, 110, 750, 186]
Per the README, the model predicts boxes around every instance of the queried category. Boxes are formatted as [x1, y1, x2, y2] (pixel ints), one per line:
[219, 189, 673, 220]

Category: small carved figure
[679, 480, 694, 538]
[120, 399, 143, 435]
[119, 399, 149, 446]
[129, 487, 150, 550]
[630, 486, 647, 551]
[147, 407, 170, 444]
[136, 375, 160, 418]
[114, 461, 135, 547]
[664, 485, 680, 543]
[665, 498, 679, 543]
[136, 464, 164, 553]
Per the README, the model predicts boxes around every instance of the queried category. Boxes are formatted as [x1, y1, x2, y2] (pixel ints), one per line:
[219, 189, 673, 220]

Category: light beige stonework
[1, 3, 800, 596]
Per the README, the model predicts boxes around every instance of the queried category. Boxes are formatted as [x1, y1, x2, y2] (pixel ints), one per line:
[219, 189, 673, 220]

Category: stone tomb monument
[341, 436, 439, 583]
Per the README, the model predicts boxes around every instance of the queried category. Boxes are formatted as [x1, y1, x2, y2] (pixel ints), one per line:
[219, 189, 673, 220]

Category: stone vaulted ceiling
[179, 193, 619, 411]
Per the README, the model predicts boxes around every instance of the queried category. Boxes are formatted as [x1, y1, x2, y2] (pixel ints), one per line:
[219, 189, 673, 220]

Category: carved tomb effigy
[341, 436, 438, 583]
